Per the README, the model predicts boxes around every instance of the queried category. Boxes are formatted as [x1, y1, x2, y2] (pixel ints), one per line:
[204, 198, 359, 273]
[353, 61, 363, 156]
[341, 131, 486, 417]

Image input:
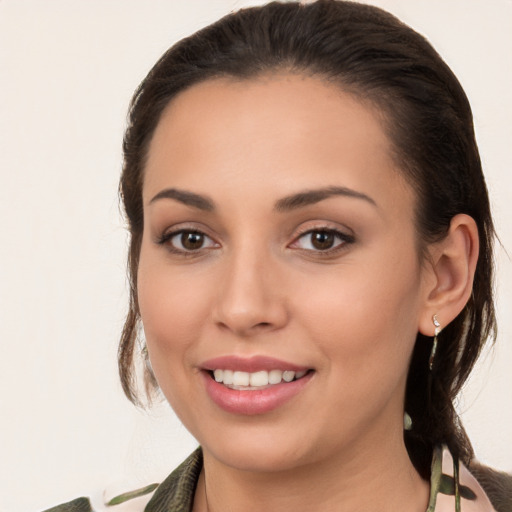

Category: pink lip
[200, 355, 309, 373]
[200, 356, 314, 416]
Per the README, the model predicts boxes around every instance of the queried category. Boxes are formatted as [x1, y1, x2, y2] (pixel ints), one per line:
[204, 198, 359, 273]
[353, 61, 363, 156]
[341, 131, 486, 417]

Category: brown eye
[292, 228, 354, 253]
[310, 231, 335, 250]
[181, 232, 204, 250]
[163, 230, 218, 252]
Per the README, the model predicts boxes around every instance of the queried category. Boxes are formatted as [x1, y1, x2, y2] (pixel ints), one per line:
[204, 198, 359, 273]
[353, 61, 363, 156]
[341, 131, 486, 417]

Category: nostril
[212, 292, 289, 335]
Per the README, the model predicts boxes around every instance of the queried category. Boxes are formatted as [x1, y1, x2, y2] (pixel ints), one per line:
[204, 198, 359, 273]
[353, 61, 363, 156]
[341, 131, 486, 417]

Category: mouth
[208, 368, 312, 390]
[200, 356, 315, 415]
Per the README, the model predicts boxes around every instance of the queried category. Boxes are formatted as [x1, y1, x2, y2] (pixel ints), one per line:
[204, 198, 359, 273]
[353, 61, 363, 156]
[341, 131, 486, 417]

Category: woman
[47, 1, 511, 511]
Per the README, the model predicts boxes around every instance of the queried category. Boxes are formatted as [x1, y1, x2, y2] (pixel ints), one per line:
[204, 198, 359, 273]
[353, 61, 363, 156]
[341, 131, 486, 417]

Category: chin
[192, 419, 332, 474]
[207, 439, 311, 473]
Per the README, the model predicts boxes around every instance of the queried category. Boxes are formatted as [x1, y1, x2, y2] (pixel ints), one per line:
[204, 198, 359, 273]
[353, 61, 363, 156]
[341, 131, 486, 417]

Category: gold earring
[429, 315, 441, 371]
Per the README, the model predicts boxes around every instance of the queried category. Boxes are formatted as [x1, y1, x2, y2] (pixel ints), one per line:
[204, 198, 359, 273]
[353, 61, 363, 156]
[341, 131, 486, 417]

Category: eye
[159, 229, 218, 253]
[292, 229, 354, 252]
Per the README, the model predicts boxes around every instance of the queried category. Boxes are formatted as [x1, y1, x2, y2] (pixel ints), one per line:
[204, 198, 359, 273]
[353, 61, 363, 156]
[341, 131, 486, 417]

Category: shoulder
[429, 445, 510, 512]
[469, 461, 512, 512]
[41, 485, 158, 512]
[43, 497, 93, 512]
[41, 449, 203, 512]
[144, 447, 203, 511]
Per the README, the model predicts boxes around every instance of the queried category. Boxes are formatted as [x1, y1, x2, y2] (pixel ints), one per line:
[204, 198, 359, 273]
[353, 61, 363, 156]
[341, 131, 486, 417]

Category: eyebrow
[149, 188, 215, 211]
[274, 186, 377, 212]
[149, 185, 377, 213]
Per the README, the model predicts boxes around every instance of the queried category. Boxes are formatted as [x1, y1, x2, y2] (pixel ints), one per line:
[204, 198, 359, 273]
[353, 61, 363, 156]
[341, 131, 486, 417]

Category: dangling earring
[403, 411, 412, 431]
[429, 314, 441, 371]
[142, 344, 153, 372]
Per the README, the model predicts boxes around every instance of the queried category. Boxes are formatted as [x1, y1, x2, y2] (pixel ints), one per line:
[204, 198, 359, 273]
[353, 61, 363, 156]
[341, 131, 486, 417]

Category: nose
[212, 249, 289, 337]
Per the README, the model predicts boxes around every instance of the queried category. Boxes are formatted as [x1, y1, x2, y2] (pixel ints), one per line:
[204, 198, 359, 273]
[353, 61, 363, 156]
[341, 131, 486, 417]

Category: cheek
[137, 261, 211, 418]
[136, 249, 211, 370]
[297, 252, 423, 376]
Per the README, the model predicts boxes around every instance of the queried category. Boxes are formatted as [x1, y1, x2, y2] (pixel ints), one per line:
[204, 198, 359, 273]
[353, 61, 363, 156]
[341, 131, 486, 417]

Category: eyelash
[156, 226, 355, 256]
[290, 228, 355, 256]
[156, 229, 218, 256]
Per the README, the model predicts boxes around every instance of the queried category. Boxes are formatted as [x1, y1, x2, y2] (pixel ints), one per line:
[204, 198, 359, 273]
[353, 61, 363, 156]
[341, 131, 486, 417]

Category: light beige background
[0, 1, 510, 511]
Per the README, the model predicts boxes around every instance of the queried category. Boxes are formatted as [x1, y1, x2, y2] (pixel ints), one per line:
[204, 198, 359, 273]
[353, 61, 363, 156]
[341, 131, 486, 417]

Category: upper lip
[200, 355, 310, 373]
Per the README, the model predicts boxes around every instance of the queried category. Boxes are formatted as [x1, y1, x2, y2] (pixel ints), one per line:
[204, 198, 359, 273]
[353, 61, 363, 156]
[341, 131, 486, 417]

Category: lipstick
[200, 356, 313, 415]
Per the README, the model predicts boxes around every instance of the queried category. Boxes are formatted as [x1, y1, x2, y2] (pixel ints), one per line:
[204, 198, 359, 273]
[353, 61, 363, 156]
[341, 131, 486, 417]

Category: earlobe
[418, 214, 479, 336]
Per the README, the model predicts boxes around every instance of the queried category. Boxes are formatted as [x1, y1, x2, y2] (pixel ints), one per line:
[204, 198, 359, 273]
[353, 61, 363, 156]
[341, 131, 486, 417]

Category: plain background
[0, 1, 510, 511]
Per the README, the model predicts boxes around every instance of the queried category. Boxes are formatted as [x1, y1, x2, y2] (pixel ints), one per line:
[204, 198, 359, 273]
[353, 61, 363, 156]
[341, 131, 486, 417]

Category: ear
[418, 214, 479, 336]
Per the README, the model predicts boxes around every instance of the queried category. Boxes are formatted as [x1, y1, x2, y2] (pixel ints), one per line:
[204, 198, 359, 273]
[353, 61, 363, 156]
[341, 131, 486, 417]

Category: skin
[137, 74, 479, 512]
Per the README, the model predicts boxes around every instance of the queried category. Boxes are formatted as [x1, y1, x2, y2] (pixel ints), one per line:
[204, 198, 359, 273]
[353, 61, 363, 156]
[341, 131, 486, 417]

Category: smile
[200, 356, 314, 415]
[211, 369, 308, 389]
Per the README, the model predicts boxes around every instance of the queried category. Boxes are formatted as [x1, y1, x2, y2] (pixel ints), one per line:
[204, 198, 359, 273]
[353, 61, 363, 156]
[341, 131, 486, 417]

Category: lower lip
[202, 371, 313, 415]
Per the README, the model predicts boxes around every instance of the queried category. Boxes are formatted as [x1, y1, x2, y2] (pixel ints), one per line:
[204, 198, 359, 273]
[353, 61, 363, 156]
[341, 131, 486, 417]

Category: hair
[118, 0, 496, 478]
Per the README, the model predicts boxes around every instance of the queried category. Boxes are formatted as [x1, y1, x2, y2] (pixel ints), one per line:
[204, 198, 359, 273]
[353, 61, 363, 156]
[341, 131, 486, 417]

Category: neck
[195, 430, 429, 512]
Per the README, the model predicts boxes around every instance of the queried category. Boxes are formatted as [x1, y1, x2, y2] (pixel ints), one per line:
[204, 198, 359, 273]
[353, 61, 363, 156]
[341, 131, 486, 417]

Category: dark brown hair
[118, 0, 496, 478]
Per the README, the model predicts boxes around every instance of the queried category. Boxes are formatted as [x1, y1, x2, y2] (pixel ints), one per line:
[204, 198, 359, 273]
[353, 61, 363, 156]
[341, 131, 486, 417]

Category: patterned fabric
[44, 497, 93, 512]
[44, 446, 503, 512]
[427, 446, 496, 512]
[144, 449, 202, 512]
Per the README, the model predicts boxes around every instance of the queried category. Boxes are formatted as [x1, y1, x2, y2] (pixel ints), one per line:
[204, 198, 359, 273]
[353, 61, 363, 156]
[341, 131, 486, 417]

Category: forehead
[149, 73, 390, 160]
[143, 73, 413, 216]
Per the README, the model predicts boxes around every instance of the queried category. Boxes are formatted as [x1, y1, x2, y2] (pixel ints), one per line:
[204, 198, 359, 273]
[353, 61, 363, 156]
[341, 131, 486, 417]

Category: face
[138, 74, 431, 473]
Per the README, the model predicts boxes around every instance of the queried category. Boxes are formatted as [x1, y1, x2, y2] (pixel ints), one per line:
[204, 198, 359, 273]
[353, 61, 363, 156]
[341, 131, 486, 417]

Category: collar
[139, 446, 495, 512]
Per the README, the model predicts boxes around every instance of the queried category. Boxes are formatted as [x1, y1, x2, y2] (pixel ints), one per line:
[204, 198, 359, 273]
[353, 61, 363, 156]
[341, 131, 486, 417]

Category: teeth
[249, 371, 269, 387]
[268, 369, 283, 384]
[223, 369, 234, 385]
[211, 369, 308, 388]
[282, 370, 295, 382]
[233, 371, 250, 386]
